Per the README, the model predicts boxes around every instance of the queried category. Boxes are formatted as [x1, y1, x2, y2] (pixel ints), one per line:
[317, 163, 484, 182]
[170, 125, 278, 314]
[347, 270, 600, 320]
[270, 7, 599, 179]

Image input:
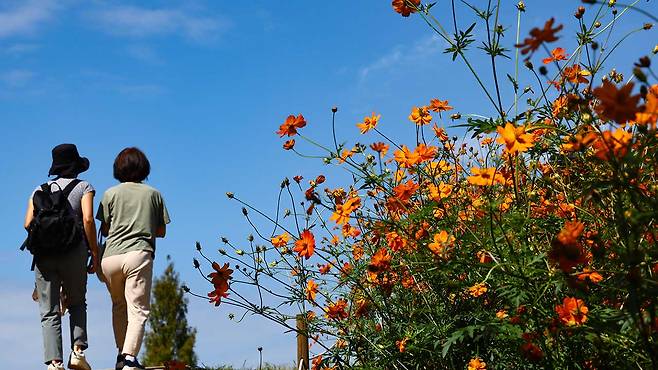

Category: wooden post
[296, 313, 310, 370]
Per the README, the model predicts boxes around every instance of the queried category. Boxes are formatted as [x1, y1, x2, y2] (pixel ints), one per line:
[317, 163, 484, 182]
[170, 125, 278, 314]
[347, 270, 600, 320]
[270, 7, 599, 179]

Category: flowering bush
[190, 1, 658, 369]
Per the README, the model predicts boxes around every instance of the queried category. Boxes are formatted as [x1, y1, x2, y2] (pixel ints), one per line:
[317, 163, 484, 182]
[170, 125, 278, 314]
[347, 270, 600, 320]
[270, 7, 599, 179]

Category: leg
[121, 251, 153, 356]
[102, 254, 129, 352]
[60, 246, 89, 351]
[35, 261, 63, 364]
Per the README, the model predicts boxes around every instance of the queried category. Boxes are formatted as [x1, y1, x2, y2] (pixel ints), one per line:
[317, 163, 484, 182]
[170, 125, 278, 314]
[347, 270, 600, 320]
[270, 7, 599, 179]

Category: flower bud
[575, 6, 585, 19]
[193, 258, 200, 269]
[643, 23, 653, 30]
[247, 234, 254, 242]
[590, 41, 598, 50]
[242, 207, 248, 216]
[594, 21, 601, 28]
[516, 1, 525, 11]
[450, 113, 461, 120]
[221, 236, 229, 243]
[219, 249, 227, 255]
[226, 192, 234, 199]
[633, 67, 648, 83]
[635, 56, 651, 68]
[331, 106, 338, 113]
[236, 250, 244, 256]
[608, 0, 616, 6]
[524, 60, 534, 70]
[181, 285, 190, 293]
[653, 45, 658, 54]
[538, 66, 548, 76]
[196, 241, 202, 251]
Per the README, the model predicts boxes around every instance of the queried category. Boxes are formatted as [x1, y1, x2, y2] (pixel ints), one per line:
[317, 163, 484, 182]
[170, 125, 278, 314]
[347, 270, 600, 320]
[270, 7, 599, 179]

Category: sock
[124, 354, 136, 362]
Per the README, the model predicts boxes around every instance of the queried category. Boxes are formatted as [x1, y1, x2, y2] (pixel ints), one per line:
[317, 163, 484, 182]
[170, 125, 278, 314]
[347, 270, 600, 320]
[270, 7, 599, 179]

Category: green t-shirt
[96, 182, 171, 258]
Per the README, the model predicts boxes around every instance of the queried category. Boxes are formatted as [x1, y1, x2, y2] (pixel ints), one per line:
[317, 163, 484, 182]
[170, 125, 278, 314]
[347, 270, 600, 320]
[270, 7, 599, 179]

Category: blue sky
[1, 0, 656, 368]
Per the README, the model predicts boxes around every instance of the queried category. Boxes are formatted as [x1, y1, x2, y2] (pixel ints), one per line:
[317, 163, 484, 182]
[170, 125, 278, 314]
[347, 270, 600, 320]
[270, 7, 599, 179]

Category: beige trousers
[101, 250, 153, 356]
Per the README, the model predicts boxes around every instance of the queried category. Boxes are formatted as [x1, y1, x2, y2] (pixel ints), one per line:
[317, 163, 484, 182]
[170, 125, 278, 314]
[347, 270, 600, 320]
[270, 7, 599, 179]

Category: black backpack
[21, 179, 83, 268]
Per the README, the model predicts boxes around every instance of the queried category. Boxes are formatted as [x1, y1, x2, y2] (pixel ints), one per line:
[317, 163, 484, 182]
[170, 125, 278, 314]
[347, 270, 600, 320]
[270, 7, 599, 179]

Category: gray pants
[34, 245, 89, 364]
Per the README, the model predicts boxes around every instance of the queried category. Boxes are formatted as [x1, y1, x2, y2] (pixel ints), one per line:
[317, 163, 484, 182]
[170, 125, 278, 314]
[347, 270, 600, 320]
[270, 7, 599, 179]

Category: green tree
[143, 257, 197, 366]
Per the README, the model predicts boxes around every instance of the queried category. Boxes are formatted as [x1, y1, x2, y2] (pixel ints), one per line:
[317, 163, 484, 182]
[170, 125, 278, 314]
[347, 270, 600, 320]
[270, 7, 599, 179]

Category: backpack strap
[62, 179, 82, 197]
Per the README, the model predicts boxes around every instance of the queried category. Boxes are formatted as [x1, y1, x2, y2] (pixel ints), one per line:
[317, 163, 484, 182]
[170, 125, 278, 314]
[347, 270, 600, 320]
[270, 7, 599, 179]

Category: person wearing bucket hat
[24, 143, 100, 370]
[48, 144, 90, 178]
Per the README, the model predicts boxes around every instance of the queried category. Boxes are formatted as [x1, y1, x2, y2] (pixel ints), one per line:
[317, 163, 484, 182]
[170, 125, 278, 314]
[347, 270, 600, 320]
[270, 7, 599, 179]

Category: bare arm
[156, 224, 166, 238]
[81, 192, 99, 270]
[24, 199, 34, 230]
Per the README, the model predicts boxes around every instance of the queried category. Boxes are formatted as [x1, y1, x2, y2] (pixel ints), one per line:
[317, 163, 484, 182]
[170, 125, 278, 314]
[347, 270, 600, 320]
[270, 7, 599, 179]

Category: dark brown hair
[113, 147, 150, 183]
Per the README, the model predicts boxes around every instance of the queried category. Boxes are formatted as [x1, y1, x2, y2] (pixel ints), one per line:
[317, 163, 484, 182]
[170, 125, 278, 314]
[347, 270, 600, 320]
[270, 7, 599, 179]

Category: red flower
[276, 114, 306, 137]
[516, 18, 564, 56]
[294, 229, 316, 260]
[283, 139, 295, 150]
[392, 0, 420, 17]
[593, 80, 641, 124]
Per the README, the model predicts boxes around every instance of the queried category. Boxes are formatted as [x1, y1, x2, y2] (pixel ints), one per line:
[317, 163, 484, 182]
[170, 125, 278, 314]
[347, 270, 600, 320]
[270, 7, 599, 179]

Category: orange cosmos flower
[468, 282, 488, 297]
[432, 125, 449, 141]
[496, 122, 535, 154]
[356, 112, 381, 134]
[282, 139, 295, 150]
[561, 129, 597, 152]
[562, 64, 590, 84]
[428, 182, 453, 202]
[428, 230, 455, 257]
[592, 128, 632, 161]
[294, 230, 316, 260]
[386, 231, 408, 252]
[209, 262, 233, 294]
[408, 106, 432, 126]
[325, 299, 349, 320]
[577, 268, 603, 283]
[318, 263, 332, 274]
[370, 142, 389, 156]
[429, 98, 453, 112]
[306, 279, 319, 301]
[396, 337, 410, 353]
[468, 357, 487, 370]
[635, 84, 658, 128]
[414, 144, 437, 163]
[392, 0, 420, 17]
[557, 221, 584, 246]
[393, 145, 420, 168]
[271, 232, 290, 248]
[516, 18, 564, 56]
[496, 310, 508, 319]
[593, 80, 642, 124]
[329, 196, 361, 225]
[543, 47, 568, 64]
[550, 221, 587, 272]
[276, 114, 306, 137]
[368, 248, 392, 273]
[352, 243, 364, 260]
[555, 297, 588, 326]
[467, 167, 505, 186]
[393, 180, 420, 201]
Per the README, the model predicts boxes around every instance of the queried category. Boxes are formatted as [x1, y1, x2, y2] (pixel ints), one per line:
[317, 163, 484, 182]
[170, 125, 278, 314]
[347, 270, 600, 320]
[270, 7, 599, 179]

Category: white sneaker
[47, 362, 65, 370]
[68, 350, 92, 370]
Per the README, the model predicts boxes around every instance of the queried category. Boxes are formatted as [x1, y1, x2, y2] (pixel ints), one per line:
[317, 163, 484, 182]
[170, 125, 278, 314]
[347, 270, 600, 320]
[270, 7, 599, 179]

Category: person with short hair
[97, 147, 170, 370]
[25, 144, 99, 370]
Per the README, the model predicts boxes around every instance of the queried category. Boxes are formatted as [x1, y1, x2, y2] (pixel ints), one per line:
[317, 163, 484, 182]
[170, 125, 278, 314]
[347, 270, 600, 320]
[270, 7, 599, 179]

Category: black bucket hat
[48, 144, 90, 177]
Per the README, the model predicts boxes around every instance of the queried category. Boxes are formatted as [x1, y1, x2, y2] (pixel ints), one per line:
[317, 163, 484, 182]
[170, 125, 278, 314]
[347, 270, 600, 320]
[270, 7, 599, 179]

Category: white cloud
[359, 35, 443, 81]
[86, 4, 229, 44]
[0, 0, 58, 39]
[0, 69, 35, 87]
